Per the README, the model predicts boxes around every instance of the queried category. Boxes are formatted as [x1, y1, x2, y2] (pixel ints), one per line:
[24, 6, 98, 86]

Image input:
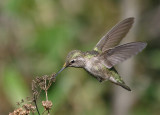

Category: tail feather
[109, 76, 131, 91]
[116, 82, 131, 91]
[109, 67, 131, 91]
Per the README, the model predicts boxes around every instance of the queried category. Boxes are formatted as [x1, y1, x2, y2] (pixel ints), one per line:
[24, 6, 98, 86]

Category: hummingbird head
[56, 50, 85, 76]
[65, 50, 85, 68]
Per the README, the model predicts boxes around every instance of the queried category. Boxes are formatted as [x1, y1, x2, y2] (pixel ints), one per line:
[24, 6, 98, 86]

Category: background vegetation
[0, 0, 160, 115]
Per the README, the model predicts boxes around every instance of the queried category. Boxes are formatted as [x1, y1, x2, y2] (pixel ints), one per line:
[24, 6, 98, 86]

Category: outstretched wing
[94, 17, 134, 53]
[99, 42, 147, 68]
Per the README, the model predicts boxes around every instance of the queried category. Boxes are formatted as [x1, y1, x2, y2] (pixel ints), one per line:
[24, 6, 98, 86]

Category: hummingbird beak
[58, 63, 66, 74]
[54, 63, 67, 78]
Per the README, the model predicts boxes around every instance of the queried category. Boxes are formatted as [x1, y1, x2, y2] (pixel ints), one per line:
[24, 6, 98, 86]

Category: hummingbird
[54, 17, 147, 91]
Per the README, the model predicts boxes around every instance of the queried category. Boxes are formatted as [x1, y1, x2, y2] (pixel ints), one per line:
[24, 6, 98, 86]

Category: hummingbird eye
[70, 60, 75, 63]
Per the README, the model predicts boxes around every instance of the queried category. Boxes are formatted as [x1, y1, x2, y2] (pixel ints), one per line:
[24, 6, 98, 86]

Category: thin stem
[33, 95, 40, 115]
[45, 78, 48, 101]
[45, 90, 48, 101]
[47, 110, 50, 115]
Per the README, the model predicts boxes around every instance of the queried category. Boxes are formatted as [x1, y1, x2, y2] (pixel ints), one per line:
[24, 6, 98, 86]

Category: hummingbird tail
[109, 76, 131, 91]
[116, 82, 131, 91]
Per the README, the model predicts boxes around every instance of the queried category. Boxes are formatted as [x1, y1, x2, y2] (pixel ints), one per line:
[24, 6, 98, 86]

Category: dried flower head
[42, 101, 53, 111]
[10, 73, 56, 115]
[23, 104, 36, 113]
[9, 104, 36, 115]
[9, 107, 28, 115]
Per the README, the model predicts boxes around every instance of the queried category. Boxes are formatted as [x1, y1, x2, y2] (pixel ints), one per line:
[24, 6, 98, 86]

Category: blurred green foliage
[0, 0, 160, 115]
[3, 67, 29, 107]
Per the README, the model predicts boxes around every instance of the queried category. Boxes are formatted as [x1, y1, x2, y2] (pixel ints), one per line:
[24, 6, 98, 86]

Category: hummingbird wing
[99, 42, 147, 68]
[94, 17, 134, 53]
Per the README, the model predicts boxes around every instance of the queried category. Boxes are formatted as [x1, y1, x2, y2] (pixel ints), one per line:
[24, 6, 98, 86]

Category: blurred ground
[0, 0, 160, 115]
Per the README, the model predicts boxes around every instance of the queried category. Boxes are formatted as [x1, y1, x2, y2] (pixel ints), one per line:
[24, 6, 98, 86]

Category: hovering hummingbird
[54, 17, 147, 91]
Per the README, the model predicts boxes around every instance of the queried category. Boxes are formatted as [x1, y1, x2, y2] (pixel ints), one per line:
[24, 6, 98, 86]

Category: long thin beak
[57, 66, 66, 75]
[54, 63, 67, 78]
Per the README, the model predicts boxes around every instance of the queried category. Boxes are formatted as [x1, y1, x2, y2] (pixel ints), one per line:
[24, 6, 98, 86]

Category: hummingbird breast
[84, 56, 109, 81]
